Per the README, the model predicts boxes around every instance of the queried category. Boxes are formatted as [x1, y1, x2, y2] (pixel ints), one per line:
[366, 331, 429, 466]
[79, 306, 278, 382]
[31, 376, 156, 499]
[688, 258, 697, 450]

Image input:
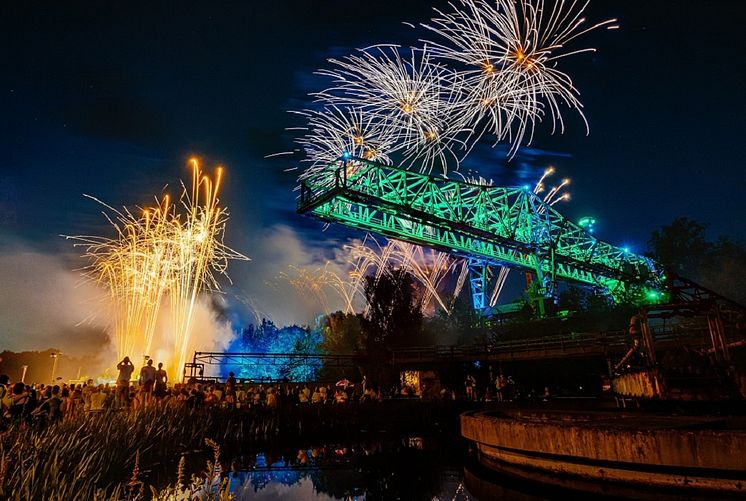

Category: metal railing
[390, 327, 715, 365]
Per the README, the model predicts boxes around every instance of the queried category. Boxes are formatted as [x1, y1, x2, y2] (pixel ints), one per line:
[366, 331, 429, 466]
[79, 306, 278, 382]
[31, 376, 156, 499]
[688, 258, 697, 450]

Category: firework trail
[391, 241, 460, 313]
[234, 295, 272, 326]
[66, 195, 174, 363]
[279, 236, 462, 317]
[346, 236, 461, 314]
[67, 159, 248, 377]
[277, 263, 361, 316]
[132, 197, 173, 359]
[169, 160, 248, 376]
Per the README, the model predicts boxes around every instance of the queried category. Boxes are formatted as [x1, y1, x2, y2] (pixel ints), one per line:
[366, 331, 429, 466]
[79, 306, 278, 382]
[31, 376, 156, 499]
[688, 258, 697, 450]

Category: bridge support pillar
[468, 259, 490, 312]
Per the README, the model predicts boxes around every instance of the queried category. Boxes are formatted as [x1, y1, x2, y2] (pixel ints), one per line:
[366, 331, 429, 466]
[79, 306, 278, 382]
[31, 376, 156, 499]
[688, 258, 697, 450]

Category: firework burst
[423, 0, 618, 156]
[293, 105, 397, 180]
[291, 0, 614, 177]
[316, 45, 468, 174]
[67, 159, 248, 377]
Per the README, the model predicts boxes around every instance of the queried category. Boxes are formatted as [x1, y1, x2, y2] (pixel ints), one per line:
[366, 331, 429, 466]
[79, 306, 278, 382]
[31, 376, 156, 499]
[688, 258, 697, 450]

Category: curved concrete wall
[462, 410, 746, 494]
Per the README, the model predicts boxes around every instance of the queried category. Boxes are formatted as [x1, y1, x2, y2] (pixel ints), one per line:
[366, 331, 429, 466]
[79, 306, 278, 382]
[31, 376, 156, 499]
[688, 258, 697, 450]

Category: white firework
[423, 0, 618, 156]
[293, 105, 398, 180]
[345, 235, 461, 313]
[315, 45, 468, 174]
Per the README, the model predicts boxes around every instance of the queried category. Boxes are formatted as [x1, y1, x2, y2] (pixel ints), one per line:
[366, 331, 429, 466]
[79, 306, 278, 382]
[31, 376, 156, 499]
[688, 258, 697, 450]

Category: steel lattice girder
[298, 158, 665, 296]
[468, 259, 490, 310]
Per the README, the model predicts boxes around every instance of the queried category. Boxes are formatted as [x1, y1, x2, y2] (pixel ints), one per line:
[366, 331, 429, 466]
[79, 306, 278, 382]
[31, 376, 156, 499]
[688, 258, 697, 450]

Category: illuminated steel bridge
[297, 157, 665, 311]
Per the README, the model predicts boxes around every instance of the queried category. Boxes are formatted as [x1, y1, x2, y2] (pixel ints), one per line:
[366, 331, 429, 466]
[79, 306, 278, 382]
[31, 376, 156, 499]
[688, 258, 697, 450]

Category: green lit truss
[297, 157, 666, 309]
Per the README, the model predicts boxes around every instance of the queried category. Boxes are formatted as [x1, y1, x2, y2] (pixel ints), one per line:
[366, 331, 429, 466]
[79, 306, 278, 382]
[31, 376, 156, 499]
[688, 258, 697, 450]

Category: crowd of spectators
[1, 357, 535, 430]
[0, 376, 404, 430]
[0, 363, 422, 431]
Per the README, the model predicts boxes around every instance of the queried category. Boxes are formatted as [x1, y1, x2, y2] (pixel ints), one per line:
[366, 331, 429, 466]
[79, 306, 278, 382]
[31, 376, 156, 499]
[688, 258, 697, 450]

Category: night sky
[1, 0, 745, 328]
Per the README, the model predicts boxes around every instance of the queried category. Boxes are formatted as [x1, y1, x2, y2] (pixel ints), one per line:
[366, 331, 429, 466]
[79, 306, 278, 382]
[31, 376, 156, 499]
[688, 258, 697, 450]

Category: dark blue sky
[1, 0, 745, 323]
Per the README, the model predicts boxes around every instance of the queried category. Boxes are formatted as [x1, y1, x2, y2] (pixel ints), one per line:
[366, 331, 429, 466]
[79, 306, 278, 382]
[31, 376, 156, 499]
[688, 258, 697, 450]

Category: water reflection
[226, 437, 477, 500]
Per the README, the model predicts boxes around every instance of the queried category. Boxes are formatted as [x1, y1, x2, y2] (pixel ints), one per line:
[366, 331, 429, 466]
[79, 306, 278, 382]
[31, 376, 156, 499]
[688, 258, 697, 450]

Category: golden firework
[67, 159, 248, 378]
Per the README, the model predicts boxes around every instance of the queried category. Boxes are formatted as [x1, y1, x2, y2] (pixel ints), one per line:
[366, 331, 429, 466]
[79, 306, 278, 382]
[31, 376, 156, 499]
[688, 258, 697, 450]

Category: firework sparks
[277, 263, 361, 315]
[291, 0, 613, 176]
[65, 195, 174, 364]
[293, 105, 398, 180]
[423, 0, 617, 156]
[346, 236, 461, 314]
[278, 236, 462, 317]
[315, 45, 468, 174]
[66, 159, 248, 378]
[169, 160, 249, 376]
[234, 295, 272, 326]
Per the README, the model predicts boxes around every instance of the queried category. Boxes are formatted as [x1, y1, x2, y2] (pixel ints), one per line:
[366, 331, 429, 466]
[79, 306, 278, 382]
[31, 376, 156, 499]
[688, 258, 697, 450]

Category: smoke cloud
[0, 238, 248, 378]
[228, 224, 355, 327]
[0, 241, 110, 358]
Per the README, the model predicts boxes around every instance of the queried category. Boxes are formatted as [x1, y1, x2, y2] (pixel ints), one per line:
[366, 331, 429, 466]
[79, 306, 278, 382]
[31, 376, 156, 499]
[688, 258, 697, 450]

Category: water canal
[145, 399, 745, 500]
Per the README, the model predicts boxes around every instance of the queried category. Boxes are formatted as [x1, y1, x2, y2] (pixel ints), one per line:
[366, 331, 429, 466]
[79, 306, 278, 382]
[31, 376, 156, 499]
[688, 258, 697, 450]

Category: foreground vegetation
[0, 400, 465, 500]
[0, 406, 239, 500]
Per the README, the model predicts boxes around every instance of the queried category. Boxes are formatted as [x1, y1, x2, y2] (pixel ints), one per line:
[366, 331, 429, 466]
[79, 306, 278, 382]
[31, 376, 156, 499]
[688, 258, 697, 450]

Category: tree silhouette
[360, 266, 423, 382]
[318, 311, 364, 381]
[648, 217, 746, 303]
[648, 217, 712, 277]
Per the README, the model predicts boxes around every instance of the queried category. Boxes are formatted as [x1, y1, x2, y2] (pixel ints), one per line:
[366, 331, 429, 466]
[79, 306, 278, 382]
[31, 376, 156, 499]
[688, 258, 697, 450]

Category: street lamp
[50, 352, 62, 383]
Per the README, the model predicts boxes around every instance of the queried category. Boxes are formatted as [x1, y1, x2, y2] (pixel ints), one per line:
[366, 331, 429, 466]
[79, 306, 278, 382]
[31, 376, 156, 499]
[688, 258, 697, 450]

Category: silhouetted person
[155, 363, 168, 398]
[226, 371, 237, 398]
[465, 374, 476, 401]
[33, 385, 62, 424]
[116, 357, 134, 408]
[139, 359, 156, 404]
